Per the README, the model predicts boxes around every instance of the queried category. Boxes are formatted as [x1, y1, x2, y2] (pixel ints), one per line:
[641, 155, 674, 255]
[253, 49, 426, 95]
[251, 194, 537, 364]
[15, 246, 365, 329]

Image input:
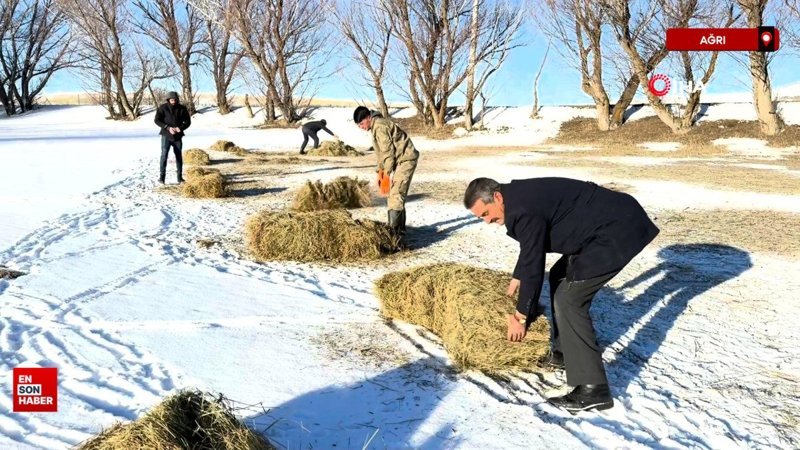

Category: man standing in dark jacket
[154, 91, 191, 184]
[464, 177, 659, 413]
[299, 119, 338, 154]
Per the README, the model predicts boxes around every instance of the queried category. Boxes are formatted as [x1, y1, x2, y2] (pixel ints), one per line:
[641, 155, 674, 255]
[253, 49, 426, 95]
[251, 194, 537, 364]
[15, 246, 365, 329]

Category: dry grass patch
[182, 170, 227, 198]
[292, 176, 372, 211]
[77, 390, 274, 450]
[654, 209, 800, 257]
[530, 157, 800, 195]
[209, 140, 248, 156]
[375, 264, 551, 375]
[550, 116, 800, 153]
[306, 140, 364, 157]
[245, 209, 401, 262]
[394, 115, 457, 140]
[183, 148, 211, 165]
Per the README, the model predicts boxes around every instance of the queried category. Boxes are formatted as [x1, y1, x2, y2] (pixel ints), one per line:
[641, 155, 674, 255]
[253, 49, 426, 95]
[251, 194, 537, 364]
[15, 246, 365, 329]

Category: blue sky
[44, 22, 800, 107]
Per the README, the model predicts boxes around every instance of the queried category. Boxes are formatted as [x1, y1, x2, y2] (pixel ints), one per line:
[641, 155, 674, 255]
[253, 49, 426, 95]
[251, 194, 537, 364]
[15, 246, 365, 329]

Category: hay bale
[183, 148, 211, 165]
[209, 140, 235, 152]
[375, 264, 551, 375]
[292, 176, 372, 211]
[245, 209, 400, 262]
[77, 390, 274, 450]
[182, 171, 227, 198]
[185, 166, 220, 180]
[306, 141, 364, 157]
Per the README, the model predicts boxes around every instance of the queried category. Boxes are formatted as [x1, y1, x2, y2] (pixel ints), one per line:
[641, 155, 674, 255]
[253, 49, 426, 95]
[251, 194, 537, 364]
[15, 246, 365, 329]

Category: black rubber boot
[540, 349, 565, 370]
[547, 384, 614, 413]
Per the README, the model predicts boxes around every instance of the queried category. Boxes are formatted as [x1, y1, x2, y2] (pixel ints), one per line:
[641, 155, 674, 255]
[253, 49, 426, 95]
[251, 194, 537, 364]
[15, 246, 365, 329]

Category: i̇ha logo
[648, 74, 671, 97]
[13, 367, 58, 412]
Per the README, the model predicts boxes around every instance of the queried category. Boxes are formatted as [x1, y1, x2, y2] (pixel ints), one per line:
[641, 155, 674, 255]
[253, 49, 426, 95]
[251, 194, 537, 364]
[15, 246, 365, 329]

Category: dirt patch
[550, 117, 800, 151]
[653, 209, 800, 257]
[529, 157, 800, 195]
[0, 266, 26, 279]
[394, 115, 457, 140]
[412, 181, 468, 204]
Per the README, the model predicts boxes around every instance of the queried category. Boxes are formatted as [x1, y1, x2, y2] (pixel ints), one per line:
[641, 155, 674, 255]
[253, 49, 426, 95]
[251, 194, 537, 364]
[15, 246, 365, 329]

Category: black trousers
[160, 136, 183, 181]
[300, 127, 319, 153]
[549, 255, 619, 386]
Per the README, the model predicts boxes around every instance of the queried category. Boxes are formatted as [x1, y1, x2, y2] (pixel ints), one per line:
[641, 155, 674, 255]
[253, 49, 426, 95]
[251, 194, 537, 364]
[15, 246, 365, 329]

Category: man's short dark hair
[463, 177, 500, 209]
[353, 106, 370, 123]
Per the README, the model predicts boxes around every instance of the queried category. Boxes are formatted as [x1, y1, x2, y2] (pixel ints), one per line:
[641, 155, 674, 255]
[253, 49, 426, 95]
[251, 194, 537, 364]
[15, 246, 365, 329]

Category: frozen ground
[1, 104, 799, 449]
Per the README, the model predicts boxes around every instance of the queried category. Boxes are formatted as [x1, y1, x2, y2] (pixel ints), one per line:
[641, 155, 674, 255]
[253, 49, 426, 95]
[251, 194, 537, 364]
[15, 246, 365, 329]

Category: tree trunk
[244, 94, 253, 118]
[749, 51, 783, 135]
[610, 74, 640, 128]
[374, 80, 390, 118]
[180, 63, 196, 114]
[464, 0, 479, 130]
[217, 88, 231, 115]
[595, 101, 611, 131]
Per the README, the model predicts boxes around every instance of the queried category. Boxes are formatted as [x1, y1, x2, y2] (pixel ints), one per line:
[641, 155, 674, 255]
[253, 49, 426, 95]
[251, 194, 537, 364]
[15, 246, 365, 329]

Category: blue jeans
[160, 136, 183, 181]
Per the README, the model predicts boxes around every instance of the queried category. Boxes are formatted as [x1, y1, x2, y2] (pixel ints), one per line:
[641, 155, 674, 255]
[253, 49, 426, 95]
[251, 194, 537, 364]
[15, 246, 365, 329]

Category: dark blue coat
[502, 177, 659, 317]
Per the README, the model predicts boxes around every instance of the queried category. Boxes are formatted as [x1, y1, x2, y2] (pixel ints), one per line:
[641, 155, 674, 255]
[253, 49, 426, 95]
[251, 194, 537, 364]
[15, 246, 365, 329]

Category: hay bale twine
[76, 390, 274, 450]
[292, 176, 372, 211]
[183, 148, 211, 165]
[209, 140, 235, 152]
[375, 263, 551, 375]
[307, 141, 364, 157]
[245, 209, 400, 262]
[182, 170, 227, 198]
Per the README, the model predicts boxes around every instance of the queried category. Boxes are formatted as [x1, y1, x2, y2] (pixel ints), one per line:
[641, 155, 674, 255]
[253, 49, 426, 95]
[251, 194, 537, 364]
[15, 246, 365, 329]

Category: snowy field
[1, 104, 799, 449]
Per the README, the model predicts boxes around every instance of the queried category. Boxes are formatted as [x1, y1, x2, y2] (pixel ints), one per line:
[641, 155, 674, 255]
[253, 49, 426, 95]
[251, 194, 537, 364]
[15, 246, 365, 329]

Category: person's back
[502, 177, 658, 279]
[370, 117, 419, 163]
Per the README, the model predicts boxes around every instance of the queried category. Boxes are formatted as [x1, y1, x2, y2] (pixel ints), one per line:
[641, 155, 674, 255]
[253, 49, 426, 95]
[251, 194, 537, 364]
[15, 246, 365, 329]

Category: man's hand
[174, 127, 181, 133]
[168, 127, 176, 135]
[506, 278, 520, 297]
[507, 314, 527, 342]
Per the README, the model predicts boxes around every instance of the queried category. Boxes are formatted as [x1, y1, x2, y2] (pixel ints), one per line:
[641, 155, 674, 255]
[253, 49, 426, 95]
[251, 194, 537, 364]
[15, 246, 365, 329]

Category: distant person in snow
[154, 91, 191, 184]
[463, 177, 659, 414]
[299, 119, 338, 154]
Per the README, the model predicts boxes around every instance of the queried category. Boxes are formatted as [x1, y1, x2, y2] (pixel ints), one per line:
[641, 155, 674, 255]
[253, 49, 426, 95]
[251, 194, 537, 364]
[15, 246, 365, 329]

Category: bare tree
[228, 0, 330, 124]
[59, 0, 167, 119]
[603, 0, 736, 133]
[463, 0, 523, 129]
[531, 41, 550, 119]
[134, 0, 204, 114]
[736, 0, 784, 135]
[535, 0, 667, 131]
[201, 12, 243, 114]
[786, 0, 800, 49]
[333, 0, 392, 118]
[0, 0, 74, 115]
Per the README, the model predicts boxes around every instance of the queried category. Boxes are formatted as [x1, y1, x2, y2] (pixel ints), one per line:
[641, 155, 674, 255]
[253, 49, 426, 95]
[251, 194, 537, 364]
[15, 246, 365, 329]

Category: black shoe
[299, 150, 306, 155]
[548, 384, 614, 413]
[541, 350, 565, 370]
[158, 178, 165, 185]
[177, 177, 185, 184]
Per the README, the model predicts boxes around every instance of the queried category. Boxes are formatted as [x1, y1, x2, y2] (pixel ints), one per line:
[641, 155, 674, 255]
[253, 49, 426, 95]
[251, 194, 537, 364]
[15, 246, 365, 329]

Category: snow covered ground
[1, 104, 799, 449]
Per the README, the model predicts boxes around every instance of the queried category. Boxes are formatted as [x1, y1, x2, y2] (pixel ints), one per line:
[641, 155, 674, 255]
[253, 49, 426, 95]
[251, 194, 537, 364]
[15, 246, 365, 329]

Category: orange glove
[377, 170, 390, 196]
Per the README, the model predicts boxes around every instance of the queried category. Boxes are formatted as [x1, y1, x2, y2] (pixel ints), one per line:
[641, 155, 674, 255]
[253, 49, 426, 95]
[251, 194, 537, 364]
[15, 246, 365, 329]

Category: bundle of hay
[292, 176, 372, 211]
[375, 264, 551, 375]
[209, 140, 248, 156]
[182, 169, 227, 199]
[307, 140, 364, 157]
[0, 266, 25, 279]
[185, 166, 219, 180]
[183, 148, 211, 165]
[77, 390, 274, 450]
[246, 209, 400, 262]
[209, 140, 235, 152]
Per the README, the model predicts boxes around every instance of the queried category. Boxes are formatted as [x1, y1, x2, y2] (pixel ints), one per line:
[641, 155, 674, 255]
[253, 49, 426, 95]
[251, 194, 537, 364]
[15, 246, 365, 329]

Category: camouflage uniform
[370, 115, 419, 233]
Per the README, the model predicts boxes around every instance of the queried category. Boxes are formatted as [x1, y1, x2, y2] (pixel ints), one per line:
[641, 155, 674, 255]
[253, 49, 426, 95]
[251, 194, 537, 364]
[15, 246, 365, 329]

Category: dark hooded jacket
[154, 101, 191, 141]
